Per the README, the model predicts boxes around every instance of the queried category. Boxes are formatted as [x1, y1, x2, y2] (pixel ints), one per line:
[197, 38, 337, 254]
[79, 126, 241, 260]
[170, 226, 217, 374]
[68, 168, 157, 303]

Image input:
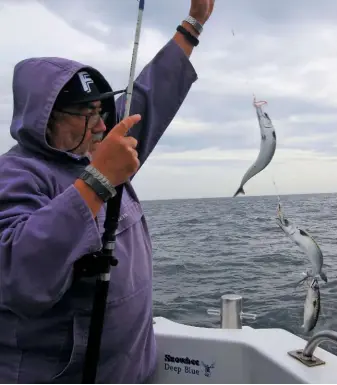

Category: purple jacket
[0, 39, 197, 383]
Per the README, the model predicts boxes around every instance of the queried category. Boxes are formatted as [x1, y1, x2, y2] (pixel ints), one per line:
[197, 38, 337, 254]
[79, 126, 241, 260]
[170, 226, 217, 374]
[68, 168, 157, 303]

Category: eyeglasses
[54, 88, 127, 130]
[56, 109, 109, 130]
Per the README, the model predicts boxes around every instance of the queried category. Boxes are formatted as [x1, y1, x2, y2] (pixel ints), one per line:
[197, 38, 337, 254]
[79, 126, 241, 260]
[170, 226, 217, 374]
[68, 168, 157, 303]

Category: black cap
[55, 70, 116, 108]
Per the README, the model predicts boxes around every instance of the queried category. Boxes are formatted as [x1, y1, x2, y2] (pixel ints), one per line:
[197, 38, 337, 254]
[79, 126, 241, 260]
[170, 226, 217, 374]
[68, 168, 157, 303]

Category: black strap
[176, 25, 199, 47]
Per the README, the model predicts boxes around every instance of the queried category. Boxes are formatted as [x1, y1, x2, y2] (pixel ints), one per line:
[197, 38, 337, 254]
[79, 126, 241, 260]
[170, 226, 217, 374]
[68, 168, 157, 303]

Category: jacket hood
[10, 56, 115, 160]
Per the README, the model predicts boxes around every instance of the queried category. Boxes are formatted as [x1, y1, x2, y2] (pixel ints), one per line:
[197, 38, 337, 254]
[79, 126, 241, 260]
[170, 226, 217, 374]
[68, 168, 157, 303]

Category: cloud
[151, 147, 335, 163]
[191, 23, 337, 108]
[1, 0, 337, 199]
[85, 20, 111, 37]
[0, 0, 167, 149]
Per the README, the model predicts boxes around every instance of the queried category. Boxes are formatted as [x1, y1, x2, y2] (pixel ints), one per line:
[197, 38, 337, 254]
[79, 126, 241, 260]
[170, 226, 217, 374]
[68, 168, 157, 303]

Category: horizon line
[139, 191, 337, 202]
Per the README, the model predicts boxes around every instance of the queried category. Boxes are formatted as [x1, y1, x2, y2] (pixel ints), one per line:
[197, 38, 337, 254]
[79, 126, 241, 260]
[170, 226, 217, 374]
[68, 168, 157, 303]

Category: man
[0, 0, 214, 383]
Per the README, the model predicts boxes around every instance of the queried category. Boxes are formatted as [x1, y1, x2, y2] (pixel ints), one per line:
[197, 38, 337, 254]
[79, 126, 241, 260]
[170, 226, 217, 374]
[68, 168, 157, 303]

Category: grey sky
[1, 0, 337, 200]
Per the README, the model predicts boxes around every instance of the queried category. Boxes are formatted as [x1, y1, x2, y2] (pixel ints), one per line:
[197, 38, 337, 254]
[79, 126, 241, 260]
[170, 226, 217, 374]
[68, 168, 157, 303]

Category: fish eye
[284, 219, 289, 225]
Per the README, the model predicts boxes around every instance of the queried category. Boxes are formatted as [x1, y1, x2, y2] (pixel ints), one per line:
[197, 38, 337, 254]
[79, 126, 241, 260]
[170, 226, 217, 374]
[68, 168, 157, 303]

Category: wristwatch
[184, 16, 203, 34]
[79, 165, 117, 202]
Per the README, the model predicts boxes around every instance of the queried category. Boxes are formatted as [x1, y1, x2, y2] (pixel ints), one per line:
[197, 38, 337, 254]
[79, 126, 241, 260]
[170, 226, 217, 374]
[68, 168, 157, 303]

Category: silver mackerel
[276, 203, 328, 284]
[234, 97, 276, 197]
[302, 278, 321, 333]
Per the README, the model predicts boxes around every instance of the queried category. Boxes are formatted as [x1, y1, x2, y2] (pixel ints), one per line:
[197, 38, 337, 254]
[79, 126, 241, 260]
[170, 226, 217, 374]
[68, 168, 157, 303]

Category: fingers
[110, 114, 142, 137]
[129, 148, 138, 159]
[124, 136, 138, 149]
[128, 148, 140, 172]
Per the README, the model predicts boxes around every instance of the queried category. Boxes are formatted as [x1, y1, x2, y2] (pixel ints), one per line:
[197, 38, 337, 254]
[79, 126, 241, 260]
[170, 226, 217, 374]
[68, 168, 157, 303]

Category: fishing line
[230, 28, 256, 101]
[272, 175, 305, 293]
[272, 176, 279, 198]
[272, 176, 282, 214]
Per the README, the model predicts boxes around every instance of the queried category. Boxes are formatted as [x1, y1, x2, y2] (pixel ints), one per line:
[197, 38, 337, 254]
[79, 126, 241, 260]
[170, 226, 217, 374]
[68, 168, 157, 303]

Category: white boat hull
[148, 317, 337, 384]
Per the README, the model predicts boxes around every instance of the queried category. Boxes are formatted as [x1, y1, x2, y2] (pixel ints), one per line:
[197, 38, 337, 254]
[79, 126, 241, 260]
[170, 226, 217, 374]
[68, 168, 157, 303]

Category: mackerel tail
[320, 271, 328, 283]
[233, 186, 245, 197]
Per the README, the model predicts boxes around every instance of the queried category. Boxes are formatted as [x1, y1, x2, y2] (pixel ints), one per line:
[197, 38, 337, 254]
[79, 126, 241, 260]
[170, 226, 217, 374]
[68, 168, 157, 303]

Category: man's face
[49, 100, 107, 155]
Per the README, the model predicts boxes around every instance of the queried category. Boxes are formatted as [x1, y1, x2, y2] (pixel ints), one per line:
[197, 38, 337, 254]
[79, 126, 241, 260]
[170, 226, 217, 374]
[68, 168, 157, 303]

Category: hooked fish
[233, 97, 276, 197]
[276, 203, 327, 284]
[302, 278, 321, 333]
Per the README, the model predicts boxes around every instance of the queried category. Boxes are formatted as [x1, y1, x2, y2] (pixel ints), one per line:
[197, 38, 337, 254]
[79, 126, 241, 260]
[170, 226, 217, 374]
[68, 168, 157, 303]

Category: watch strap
[176, 25, 199, 47]
[184, 16, 203, 34]
[79, 165, 117, 202]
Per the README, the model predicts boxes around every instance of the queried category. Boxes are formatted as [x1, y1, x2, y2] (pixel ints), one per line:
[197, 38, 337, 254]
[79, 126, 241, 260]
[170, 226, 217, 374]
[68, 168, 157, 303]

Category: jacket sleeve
[0, 162, 102, 318]
[115, 39, 198, 169]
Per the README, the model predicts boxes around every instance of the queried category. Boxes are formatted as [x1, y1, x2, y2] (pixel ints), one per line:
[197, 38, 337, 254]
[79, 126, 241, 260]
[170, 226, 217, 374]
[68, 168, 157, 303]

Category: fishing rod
[81, 0, 145, 383]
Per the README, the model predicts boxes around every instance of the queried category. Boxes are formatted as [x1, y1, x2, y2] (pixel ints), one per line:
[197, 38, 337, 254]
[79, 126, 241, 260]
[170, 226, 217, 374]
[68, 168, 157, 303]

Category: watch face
[80, 171, 112, 202]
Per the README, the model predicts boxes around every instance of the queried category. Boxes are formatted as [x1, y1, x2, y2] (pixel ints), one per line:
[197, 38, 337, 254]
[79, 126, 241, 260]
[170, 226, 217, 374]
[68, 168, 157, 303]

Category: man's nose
[93, 117, 106, 133]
